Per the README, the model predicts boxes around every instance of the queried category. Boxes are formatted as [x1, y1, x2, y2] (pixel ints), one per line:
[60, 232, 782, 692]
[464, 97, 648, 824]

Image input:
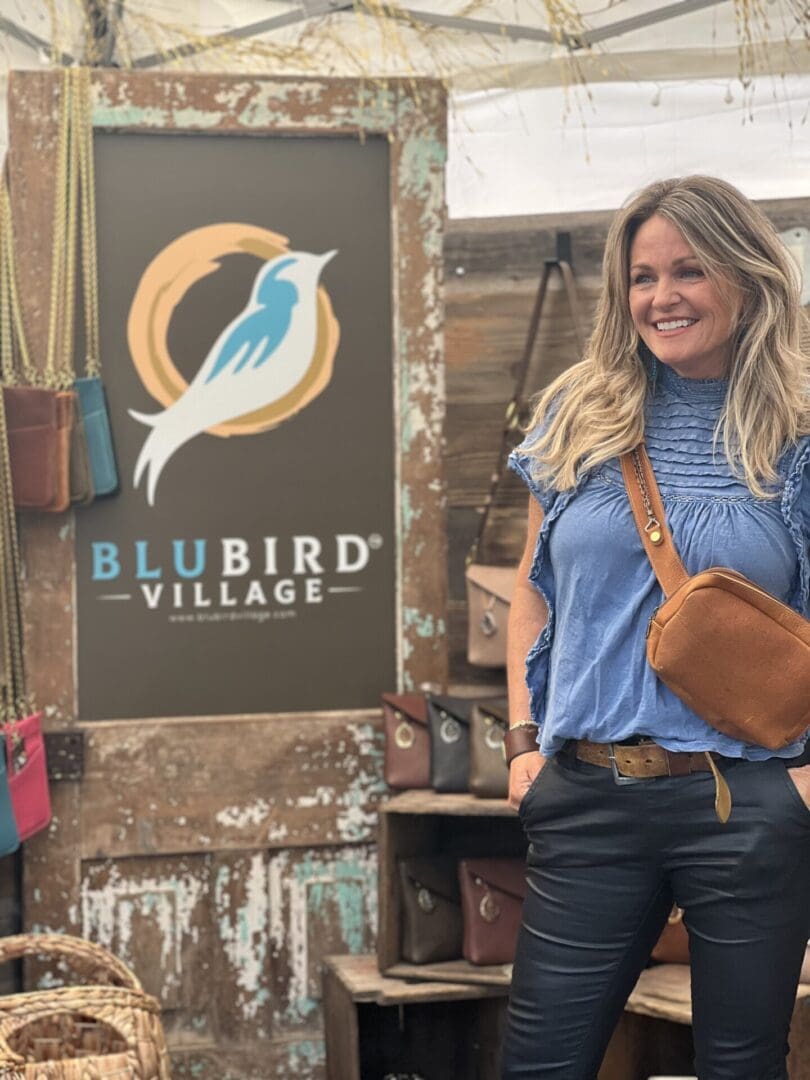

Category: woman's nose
[653, 276, 682, 308]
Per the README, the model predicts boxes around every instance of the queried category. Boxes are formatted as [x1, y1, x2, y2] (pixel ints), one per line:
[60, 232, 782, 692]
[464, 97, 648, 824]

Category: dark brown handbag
[651, 905, 690, 965]
[459, 857, 527, 966]
[3, 387, 62, 511]
[382, 692, 430, 790]
[469, 697, 509, 798]
[622, 445, 810, 750]
[399, 856, 463, 964]
[428, 694, 473, 793]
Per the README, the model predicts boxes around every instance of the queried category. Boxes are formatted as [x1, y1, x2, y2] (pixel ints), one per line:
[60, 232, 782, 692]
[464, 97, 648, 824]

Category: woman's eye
[680, 267, 703, 279]
[631, 273, 652, 285]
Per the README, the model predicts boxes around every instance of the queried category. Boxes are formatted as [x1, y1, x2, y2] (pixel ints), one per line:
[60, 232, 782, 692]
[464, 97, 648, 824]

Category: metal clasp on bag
[608, 744, 644, 786]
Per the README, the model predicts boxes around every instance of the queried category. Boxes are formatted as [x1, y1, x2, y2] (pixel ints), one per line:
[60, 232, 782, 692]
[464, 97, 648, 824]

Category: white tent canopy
[0, 0, 808, 215]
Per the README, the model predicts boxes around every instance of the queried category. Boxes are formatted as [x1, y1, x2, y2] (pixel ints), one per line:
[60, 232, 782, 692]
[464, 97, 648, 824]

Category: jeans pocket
[781, 763, 810, 826]
[518, 757, 555, 820]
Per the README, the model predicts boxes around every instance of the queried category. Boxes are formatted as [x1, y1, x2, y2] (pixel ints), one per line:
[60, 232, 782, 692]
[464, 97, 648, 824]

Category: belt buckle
[608, 743, 645, 786]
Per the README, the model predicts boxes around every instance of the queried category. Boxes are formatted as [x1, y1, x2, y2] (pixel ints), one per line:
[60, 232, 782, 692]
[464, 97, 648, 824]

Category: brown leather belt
[575, 739, 716, 779]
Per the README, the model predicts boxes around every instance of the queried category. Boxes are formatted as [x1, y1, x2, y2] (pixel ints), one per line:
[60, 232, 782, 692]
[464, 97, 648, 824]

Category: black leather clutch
[427, 694, 473, 792]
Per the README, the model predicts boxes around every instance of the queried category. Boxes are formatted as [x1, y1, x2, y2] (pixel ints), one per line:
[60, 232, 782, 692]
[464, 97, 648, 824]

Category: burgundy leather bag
[382, 692, 430, 789]
[459, 857, 527, 966]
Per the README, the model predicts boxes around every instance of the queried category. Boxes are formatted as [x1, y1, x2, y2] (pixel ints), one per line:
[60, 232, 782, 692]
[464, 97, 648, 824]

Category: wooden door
[8, 71, 447, 1079]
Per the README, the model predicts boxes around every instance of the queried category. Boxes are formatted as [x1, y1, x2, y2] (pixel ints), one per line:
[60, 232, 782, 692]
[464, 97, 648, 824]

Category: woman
[502, 175, 810, 1080]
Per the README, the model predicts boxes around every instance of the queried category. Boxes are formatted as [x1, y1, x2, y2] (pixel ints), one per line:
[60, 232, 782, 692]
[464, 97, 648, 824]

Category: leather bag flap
[427, 694, 474, 728]
[474, 696, 509, 726]
[466, 564, 518, 604]
[460, 858, 527, 902]
[400, 856, 461, 905]
[381, 692, 428, 727]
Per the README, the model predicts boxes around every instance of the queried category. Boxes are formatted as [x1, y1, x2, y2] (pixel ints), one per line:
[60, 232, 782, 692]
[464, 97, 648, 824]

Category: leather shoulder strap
[619, 444, 689, 598]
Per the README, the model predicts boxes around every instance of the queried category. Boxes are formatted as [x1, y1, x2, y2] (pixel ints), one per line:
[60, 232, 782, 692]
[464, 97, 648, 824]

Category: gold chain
[631, 449, 661, 535]
[44, 67, 73, 389]
[0, 384, 31, 720]
[1, 174, 36, 386]
[76, 67, 100, 377]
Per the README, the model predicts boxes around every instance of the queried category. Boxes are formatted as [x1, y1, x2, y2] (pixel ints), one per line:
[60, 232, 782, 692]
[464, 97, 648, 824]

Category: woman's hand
[509, 751, 546, 812]
[787, 764, 810, 808]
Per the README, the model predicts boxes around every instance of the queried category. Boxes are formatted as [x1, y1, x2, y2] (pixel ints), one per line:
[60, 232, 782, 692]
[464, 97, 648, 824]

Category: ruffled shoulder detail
[508, 414, 558, 514]
[521, 480, 584, 733]
[780, 435, 810, 615]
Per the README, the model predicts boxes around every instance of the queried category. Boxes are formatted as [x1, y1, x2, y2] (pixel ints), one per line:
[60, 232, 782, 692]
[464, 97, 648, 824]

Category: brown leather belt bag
[621, 445, 810, 751]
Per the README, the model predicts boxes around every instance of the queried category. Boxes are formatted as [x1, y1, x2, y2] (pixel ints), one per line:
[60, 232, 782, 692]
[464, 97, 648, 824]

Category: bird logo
[127, 223, 340, 506]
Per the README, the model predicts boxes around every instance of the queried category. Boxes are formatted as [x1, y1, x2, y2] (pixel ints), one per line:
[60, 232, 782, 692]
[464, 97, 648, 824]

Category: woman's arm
[506, 496, 549, 810]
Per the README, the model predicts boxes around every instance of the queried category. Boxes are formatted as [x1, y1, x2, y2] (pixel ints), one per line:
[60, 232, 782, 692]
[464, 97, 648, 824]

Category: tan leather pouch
[623, 446, 810, 751]
[469, 697, 509, 798]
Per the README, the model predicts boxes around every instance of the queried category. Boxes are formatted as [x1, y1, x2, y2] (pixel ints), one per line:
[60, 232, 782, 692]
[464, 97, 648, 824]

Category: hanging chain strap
[630, 448, 662, 540]
[0, 275, 32, 734]
[75, 67, 101, 378]
[467, 249, 585, 566]
[43, 67, 71, 389]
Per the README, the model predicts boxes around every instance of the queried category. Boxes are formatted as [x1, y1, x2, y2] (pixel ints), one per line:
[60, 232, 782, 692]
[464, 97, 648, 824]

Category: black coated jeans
[501, 748, 810, 1080]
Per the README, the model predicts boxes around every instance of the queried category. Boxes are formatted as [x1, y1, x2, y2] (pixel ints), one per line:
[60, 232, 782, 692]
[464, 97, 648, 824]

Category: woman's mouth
[654, 318, 698, 335]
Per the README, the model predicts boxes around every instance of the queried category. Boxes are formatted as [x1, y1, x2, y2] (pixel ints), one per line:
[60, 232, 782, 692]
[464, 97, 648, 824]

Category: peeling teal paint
[286, 1038, 326, 1070]
[401, 483, 422, 536]
[93, 105, 169, 127]
[403, 606, 437, 639]
[172, 107, 225, 129]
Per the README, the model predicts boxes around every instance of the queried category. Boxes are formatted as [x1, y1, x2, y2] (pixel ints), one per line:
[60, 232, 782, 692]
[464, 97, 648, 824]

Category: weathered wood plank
[80, 712, 387, 858]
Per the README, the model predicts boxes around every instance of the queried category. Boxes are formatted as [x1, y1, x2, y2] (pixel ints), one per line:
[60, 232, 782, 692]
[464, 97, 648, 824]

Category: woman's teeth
[656, 318, 697, 331]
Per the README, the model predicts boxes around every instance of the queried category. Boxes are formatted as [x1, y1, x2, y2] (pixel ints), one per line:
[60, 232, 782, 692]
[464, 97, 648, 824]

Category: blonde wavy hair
[526, 175, 810, 498]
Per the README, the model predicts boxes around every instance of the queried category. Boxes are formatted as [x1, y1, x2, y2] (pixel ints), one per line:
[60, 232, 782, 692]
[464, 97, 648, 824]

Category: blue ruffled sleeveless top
[509, 362, 810, 761]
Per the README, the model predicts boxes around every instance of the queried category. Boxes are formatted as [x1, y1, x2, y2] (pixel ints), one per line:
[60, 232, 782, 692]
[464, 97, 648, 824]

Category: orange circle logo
[127, 223, 340, 438]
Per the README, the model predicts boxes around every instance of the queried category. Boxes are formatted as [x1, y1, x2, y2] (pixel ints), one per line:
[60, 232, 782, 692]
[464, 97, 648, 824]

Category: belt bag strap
[619, 443, 688, 597]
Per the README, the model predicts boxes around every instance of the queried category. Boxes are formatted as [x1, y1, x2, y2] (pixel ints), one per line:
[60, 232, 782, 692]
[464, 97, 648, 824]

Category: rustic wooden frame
[6, 75, 448, 1060]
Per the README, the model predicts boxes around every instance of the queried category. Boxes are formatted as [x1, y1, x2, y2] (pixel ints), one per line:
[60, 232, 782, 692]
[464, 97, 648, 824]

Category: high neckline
[657, 360, 728, 404]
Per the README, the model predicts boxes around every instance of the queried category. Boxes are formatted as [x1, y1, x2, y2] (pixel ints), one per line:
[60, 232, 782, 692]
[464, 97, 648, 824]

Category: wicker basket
[0, 934, 171, 1078]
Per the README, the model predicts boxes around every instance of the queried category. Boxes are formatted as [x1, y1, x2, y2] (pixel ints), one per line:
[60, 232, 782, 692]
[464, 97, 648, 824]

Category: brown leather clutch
[382, 692, 430, 789]
[399, 856, 463, 964]
[469, 697, 509, 798]
[459, 857, 527, 966]
[4, 386, 61, 510]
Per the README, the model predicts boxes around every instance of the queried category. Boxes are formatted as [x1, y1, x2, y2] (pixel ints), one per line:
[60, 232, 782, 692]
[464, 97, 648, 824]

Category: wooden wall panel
[80, 713, 385, 859]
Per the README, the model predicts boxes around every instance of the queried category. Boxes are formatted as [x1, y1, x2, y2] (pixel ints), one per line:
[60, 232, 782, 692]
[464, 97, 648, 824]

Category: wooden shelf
[387, 958, 513, 988]
[381, 789, 516, 816]
[324, 954, 507, 1003]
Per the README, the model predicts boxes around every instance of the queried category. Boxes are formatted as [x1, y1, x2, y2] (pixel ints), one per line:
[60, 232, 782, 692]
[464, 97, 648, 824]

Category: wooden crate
[377, 790, 526, 986]
[322, 954, 508, 1080]
[606, 965, 810, 1080]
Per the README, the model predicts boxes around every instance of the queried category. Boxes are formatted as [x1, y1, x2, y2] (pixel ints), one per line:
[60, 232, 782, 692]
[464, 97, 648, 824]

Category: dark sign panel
[76, 132, 396, 720]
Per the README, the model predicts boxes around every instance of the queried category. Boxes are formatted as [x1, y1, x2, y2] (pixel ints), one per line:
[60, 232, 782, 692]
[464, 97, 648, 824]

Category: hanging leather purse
[428, 694, 473, 792]
[459, 857, 527, 966]
[0, 70, 79, 513]
[622, 445, 810, 750]
[469, 696, 509, 798]
[0, 386, 50, 843]
[67, 391, 95, 505]
[382, 692, 430, 790]
[72, 67, 118, 498]
[398, 856, 463, 964]
[465, 246, 584, 667]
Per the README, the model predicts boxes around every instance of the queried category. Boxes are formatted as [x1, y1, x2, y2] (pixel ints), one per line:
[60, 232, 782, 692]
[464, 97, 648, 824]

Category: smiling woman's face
[628, 214, 738, 380]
